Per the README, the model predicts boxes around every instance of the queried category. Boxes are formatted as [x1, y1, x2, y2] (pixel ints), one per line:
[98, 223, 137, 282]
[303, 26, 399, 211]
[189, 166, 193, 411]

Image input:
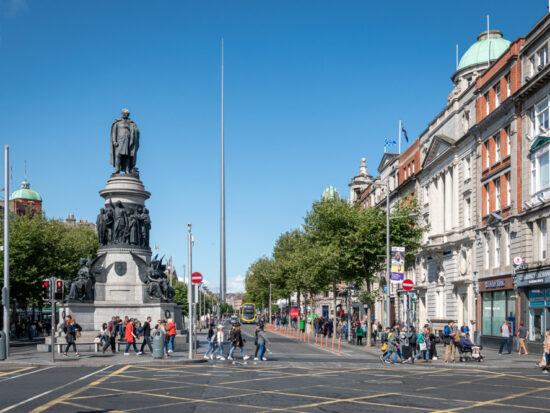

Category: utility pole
[269, 282, 272, 324]
[220, 38, 226, 305]
[50, 277, 55, 364]
[2, 145, 9, 357]
[187, 224, 193, 360]
[385, 178, 391, 329]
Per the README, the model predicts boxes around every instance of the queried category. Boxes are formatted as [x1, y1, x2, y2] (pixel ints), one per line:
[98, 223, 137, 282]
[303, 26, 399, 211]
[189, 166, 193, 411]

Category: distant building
[65, 214, 96, 230]
[9, 179, 42, 216]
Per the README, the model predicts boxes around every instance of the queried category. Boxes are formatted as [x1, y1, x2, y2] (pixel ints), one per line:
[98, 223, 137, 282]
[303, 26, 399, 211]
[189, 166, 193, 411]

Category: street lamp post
[187, 223, 193, 360]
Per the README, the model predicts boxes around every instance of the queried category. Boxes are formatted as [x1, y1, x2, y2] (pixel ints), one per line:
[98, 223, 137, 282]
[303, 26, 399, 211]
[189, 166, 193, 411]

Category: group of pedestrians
[204, 322, 270, 362]
[60, 314, 177, 358]
[380, 324, 439, 364]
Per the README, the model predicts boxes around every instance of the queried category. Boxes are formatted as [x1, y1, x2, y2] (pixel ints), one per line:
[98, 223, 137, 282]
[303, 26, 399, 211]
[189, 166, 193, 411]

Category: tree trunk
[296, 288, 301, 316]
[309, 290, 315, 335]
[332, 282, 337, 322]
[366, 281, 372, 347]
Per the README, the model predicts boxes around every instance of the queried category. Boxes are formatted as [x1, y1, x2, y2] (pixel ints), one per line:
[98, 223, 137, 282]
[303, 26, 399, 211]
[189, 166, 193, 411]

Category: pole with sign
[187, 224, 193, 360]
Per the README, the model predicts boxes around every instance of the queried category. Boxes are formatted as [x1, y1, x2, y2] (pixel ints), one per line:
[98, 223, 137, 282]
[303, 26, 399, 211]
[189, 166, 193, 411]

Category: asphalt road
[0, 323, 549, 412]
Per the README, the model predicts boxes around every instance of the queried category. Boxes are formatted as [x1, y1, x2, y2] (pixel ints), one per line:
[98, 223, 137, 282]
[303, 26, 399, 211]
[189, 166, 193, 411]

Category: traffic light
[54, 279, 64, 300]
[42, 280, 51, 301]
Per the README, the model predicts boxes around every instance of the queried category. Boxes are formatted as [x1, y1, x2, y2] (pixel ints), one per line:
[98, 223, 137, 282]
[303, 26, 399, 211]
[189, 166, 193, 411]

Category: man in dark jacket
[228, 324, 249, 360]
[102, 316, 118, 354]
[138, 316, 153, 355]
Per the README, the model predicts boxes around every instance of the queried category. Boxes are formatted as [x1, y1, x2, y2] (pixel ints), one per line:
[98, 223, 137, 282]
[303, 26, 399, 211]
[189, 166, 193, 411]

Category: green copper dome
[457, 30, 511, 71]
[10, 179, 42, 201]
[322, 185, 340, 201]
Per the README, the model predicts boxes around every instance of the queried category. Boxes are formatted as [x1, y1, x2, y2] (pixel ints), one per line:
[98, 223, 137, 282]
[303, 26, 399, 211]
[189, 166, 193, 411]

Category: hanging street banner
[391, 246, 405, 283]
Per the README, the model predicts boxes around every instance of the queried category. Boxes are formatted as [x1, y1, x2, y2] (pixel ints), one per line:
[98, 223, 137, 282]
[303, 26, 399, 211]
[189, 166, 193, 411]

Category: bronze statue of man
[110, 109, 140, 174]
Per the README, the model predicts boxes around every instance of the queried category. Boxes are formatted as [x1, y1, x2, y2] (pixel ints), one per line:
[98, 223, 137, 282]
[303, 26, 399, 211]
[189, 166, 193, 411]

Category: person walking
[542, 328, 550, 374]
[414, 325, 431, 362]
[63, 316, 82, 357]
[257, 323, 270, 361]
[399, 326, 412, 363]
[517, 321, 529, 356]
[228, 324, 250, 360]
[124, 318, 139, 355]
[381, 328, 400, 363]
[498, 320, 512, 355]
[102, 316, 118, 354]
[253, 324, 261, 360]
[212, 324, 226, 360]
[444, 320, 457, 363]
[428, 326, 438, 360]
[166, 318, 176, 353]
[204, 323, 216, 360]
[356, 324, 363, 346]
[138, 316, 153, 355]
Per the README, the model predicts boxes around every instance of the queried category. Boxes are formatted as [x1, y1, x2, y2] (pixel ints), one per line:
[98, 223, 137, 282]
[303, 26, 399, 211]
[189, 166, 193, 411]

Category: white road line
[0, 365, 112, 413]
[0, 366, 55, 383]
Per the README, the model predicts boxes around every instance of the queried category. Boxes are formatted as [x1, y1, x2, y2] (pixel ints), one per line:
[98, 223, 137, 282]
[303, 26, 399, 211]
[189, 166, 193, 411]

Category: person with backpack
[102, 316, 118, 354]
[444, 320, 457, 363]
[204, 323, 216, 360]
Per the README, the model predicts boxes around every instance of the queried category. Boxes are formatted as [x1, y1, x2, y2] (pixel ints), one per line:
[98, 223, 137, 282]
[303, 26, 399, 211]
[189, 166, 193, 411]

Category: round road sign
[191, 272, 203, 284]
[402, 279, 414, 291]
[513, 256, 523, 266]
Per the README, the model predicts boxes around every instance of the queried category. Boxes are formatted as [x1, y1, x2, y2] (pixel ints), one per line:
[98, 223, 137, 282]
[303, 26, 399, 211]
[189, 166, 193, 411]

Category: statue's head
[121, 108, 130, 119]
[116, 201, 123, 208]
[128, 207, 134, 215]
[145, 208, 149, 214]
[137, 206, 143, 213]
[79, 258, 88, 266]
[100, 208, 105, 213]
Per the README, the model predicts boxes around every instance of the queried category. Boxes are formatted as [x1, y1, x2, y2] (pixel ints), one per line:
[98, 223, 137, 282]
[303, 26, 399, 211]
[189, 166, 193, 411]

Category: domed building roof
[10, 179, 42, 201]
[322, 185, 340, 201]
[457, 30, 511, 71]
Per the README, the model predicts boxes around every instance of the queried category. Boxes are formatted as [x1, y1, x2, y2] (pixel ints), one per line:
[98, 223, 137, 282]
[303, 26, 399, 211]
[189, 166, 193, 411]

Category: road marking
[1, 365, 114, 413]
[0, 366, 55, 382]
[0, 367, 33, 377]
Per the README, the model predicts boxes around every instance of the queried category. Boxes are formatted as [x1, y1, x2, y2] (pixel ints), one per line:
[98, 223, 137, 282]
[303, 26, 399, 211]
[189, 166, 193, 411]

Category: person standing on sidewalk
[444, 320, 457, 363]
[517, 321, 529, 356]
[498, 320, 512, 355]
[138, 316, 153, 355]
[167, 318, 177, 353]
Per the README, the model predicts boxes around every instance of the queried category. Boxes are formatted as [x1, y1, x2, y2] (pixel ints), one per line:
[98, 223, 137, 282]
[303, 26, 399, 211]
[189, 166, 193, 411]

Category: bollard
[338, 338, 341, 354]
[308, 333, 310, 344]
[0, 331, 6, 360]
[331, 336, 334, 352]
[315, 334, 318, 346]
[325, 335, 328, 350]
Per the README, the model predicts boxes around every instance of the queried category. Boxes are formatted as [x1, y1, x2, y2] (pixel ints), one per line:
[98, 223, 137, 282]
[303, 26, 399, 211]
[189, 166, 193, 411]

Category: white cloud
[227, 274, 245, 293]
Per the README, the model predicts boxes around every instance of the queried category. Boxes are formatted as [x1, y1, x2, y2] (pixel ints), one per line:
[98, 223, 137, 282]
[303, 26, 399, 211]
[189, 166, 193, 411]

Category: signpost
[402, 279, 414, 291]
[191, 272, 203, 284]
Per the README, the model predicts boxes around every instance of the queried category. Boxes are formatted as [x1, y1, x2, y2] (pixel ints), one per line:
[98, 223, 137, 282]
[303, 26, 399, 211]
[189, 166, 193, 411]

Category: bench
[54, 341, 102, 353]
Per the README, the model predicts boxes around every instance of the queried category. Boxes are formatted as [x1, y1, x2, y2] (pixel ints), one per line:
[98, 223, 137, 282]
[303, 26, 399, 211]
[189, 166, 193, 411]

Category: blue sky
[0, 0, 545, 293]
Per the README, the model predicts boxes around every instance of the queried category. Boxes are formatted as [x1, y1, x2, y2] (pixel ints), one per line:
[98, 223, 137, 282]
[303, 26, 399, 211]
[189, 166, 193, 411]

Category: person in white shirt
[212, 325, 226, 360]
[498, 320, 512, 355]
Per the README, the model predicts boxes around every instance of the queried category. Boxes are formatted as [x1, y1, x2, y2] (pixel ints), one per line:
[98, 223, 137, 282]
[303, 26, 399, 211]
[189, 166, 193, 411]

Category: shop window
[482, 293, 492, 335]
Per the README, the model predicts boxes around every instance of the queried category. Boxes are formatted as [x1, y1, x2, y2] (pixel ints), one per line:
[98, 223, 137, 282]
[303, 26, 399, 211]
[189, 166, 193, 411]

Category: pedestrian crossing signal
[55, 280, 64, 300]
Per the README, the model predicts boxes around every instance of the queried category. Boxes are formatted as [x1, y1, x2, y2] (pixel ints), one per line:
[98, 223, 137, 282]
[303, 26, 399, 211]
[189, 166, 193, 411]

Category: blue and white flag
[401, 123, 409, 142]
[384, 137, 396, 148]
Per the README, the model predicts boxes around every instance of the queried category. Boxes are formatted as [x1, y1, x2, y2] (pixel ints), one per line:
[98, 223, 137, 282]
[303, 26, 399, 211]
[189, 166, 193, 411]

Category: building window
[538, 47, 548, 69]
[536, 98, 549, 134]
[495, 178, 501, 210]
[506, 73, 511, 97]
[464, 197, 471, 227]
[540, 219, 547, 261]
[494, 84, 501, 108]
[531, 56, 536, 76]
[485, 183, 490, 214]
[506, 126, 511, 157]
[507, 173, 512, 205]
[494, 230, 501, 268]
[464, 156, 471, 180]
[485, 233, 490, 270]
[531, 147, 550, 195]
[505, 224, 511, 266]
[412, 161, 415, 173]
[495, 135, 500, 162]
[484, 141, 490, 168]
[485, 92, 490, 114]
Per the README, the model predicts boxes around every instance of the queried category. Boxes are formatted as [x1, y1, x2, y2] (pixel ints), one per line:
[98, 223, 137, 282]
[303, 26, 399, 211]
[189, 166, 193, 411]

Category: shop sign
[485, 280, 505, 288]
[516, 269, 550, 287]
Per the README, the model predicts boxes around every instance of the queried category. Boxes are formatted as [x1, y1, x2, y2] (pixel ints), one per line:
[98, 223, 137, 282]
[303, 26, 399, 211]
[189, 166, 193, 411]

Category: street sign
[402, 279, 414, 291]
[513, 256, 523, 266]
[191, 272, 203, 284]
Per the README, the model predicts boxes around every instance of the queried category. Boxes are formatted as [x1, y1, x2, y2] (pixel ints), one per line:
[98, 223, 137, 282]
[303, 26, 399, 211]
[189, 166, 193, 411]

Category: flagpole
[487, 15, 490, 67]
[220, 38, 226, 305]
[398, 120, 402, 154]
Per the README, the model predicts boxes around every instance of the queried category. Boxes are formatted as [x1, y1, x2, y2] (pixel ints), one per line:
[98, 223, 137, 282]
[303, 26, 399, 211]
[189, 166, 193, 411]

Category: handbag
[381, 343, 387, 351]
[419, 342, 427, 351]
[76, 331, 81, 338]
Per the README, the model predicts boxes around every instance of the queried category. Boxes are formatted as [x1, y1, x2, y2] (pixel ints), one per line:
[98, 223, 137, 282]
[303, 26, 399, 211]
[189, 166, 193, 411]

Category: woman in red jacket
[167, 318, 176, 353]
[124, 318, 139, 355]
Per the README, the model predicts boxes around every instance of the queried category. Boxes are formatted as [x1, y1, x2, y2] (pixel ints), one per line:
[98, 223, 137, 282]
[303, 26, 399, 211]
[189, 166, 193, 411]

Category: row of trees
[244, 197, 426, 345]
[0, 213, 98, 310]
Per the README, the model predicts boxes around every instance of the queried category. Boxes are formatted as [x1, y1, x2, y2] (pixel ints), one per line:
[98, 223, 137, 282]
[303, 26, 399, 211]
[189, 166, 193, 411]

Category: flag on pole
[384, 137, 396, 149]
[401, 123, 409, 142]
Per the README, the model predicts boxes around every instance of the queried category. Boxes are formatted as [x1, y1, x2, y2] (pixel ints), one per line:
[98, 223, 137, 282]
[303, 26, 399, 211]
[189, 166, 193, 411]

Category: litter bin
[299, 319, 305, 331]
[0, 331, 6, 360]
[152, 331, 164, 359]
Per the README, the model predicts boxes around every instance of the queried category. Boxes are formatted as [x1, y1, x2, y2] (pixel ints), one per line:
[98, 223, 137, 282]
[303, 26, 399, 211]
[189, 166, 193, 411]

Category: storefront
[479, 275, 518, 337]
[516, 268, 550, 342]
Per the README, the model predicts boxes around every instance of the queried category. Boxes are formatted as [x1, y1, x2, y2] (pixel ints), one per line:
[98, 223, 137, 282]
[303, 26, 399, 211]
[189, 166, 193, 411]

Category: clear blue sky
[0, 0, 544, 293]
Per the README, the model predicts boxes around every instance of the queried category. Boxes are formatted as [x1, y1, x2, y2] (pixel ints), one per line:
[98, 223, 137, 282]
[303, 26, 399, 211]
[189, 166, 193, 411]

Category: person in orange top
[124, 318, 139, 355]
[167, 318, 176, 353]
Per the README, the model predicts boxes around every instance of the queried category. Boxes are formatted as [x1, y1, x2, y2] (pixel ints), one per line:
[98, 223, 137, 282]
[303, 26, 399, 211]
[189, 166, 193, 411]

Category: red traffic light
[43, 281, 50, 287]
[56, 281, 62, 288]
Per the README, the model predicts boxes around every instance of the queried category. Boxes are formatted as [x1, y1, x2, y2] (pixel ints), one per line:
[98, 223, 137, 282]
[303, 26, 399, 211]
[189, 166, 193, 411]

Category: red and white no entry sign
[191, 272, 203, 284]
[402, 279, 414, 291]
